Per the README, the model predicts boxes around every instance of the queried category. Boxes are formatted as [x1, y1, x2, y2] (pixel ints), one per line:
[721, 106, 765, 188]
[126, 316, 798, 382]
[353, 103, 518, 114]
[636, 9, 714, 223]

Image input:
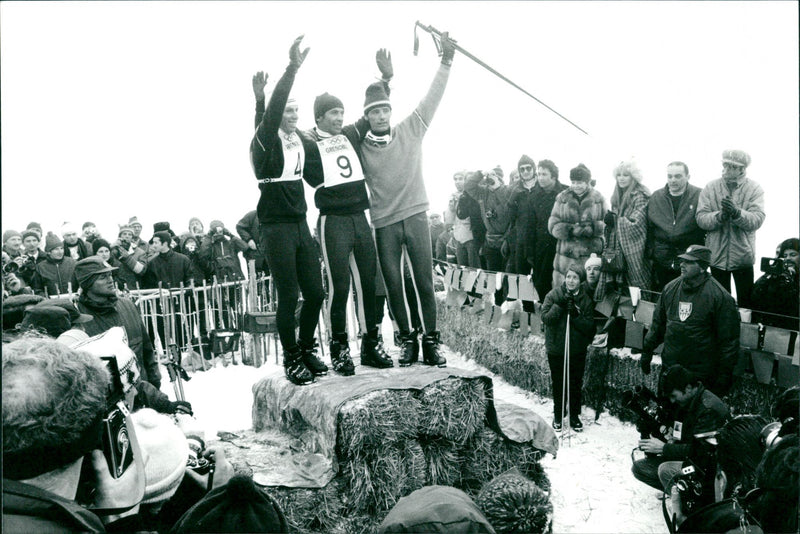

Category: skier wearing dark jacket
[541, 263, 595, 431]
[249, 36, 326, 386]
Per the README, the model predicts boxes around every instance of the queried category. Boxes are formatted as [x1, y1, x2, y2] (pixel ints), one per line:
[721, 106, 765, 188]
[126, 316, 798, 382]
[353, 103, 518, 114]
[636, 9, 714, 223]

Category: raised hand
[252, 71, 268, 100]
[376, 48, 393, 80]
[439, 31, 456, 64]
[289, 35, 310, 68]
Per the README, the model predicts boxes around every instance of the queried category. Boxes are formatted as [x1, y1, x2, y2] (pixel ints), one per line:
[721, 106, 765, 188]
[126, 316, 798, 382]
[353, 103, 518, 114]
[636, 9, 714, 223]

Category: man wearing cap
[3, 337, 146, 532]
[249, 36, 326, 386]
[641, 244, 740, 397]
[646, 161, 706, 292]
[696, 150, 765, 309]
[112, 224, 148, 291]
[32, 232, 77, 296]
[128, 216, 150, 255]
[356, 32, 457, 368]
[19, 298, 94, 339]
[75, 256, 162, 390]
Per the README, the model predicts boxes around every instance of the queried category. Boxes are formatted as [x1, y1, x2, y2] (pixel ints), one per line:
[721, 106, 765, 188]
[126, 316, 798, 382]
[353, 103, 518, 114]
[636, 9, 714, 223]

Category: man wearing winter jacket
[632, 364, 730, 493]
[505, 155, 538, 275]
[199, 220, 248, 282]
[75, 256, 162, 389]
[32, 232, 77, 296]
[235, 210, 269, 276]
[696, 149, 765, 308]
[646, 161, 705, 292]
[144, 231, 192, 289]
[641, 245, 740, 397]
[529, 160, 568, 300]
[464, 168, 511, 272]
[111, 224, 148, 291]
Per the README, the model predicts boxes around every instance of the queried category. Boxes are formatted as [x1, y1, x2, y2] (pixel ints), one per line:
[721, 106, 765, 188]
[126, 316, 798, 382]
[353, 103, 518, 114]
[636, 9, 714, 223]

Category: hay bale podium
[249, 365, 557, 533]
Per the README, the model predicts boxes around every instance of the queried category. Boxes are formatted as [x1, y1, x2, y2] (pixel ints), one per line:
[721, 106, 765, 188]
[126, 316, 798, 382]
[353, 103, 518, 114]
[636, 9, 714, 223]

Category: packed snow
[163, 336, 665, 533]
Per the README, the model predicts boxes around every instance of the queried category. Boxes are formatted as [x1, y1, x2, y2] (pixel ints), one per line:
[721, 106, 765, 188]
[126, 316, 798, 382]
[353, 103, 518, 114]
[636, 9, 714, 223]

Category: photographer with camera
[632, 365, 730, 497]
[751, 237, 799, 330]
[3, 337, 146, 532]
[199, 220, 247, 283]
[463, 167, 512, 272]
[17, 229, 46, 286]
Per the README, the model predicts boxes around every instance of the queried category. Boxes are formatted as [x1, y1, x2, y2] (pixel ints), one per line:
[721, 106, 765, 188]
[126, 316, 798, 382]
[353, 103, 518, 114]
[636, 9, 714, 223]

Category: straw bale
[337, 389, 420, 459]
[418, 377, 487, 443]
[476, 468, 553, 534]
[400, 439, 427, 494]
[461, 428, 549, 494]
[265, 479, 344, 533]
[419, 436, 463, 486]
[339, 445, 406, 514]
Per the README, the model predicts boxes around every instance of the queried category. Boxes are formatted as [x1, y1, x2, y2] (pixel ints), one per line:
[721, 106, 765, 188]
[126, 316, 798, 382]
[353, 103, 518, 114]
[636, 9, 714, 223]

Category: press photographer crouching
[631, 365, 730, 498]
[751, 237, 799, 330]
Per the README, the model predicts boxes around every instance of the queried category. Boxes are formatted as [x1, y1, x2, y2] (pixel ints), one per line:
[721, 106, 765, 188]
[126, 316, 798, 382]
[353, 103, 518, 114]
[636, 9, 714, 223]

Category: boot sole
[423, 362, 447, 368]
[398, 362, 416, 367]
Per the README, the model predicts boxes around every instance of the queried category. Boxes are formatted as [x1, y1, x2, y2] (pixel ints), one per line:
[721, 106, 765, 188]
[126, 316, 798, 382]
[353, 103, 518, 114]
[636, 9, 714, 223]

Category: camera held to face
[100, 357, 134, 479]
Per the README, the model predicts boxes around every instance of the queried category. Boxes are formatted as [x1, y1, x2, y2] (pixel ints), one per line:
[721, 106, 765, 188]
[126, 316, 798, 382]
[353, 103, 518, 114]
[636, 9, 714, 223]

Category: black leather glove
[640, 352, 653, 375]
[169, 400, 194, 415]
[603, 210, 616, 227]
[566, 295, 577, 315]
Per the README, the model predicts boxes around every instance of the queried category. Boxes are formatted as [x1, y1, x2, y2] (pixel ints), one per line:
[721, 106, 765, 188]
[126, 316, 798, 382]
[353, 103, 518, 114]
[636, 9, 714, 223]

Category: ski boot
[329, 334, 355, 376]
[397, 330, 420, 367]
[284, 346, 315, 386]
[361, 330, 394, 368]
[298, 338, 328, 376]
[421, 331, 447, 367]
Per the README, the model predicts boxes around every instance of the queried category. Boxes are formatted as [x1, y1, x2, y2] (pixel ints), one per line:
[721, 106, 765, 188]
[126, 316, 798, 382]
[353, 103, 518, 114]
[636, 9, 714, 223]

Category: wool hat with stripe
[363, 82, 391, 115]
[171, 474, 289, 533]
[21, 229, 40, 243]
[131, 408, 190, 504]
[314, 92, 344, 121]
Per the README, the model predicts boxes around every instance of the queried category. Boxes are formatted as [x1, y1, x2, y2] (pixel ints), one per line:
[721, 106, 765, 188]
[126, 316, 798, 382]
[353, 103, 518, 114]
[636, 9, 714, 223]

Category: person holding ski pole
[249, 35, 326, 386]
[358, 31, 456, 368]
[541, 262, 595, 431]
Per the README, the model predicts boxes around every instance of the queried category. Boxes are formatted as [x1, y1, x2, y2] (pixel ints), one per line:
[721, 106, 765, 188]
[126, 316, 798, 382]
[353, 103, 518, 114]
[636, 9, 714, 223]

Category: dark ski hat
[314, 92, 344, 121]
[363, 82, 391, 115]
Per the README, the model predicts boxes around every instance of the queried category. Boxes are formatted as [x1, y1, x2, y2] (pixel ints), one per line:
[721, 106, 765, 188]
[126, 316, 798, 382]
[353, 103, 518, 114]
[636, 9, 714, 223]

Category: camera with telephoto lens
[100, 356, 134, 479]
[186, 435, 214, 475]
[672, 433, 718, 515]
[3, 260, 19, 274]
[622, 385, 673, 442]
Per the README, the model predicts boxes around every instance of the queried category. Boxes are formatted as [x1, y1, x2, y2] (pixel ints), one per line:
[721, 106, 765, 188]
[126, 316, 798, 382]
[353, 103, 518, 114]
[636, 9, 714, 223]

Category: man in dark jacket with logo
[646, 161, 705, 292]
[641, 245, 740, 397]
[144, 231, 192, 289]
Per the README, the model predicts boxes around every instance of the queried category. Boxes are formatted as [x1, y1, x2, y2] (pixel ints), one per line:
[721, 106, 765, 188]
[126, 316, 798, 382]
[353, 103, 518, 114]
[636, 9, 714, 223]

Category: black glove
[289, 35, 310, 68]
[566, 295, 578, 315]
[721, 197, 741, 219]
[169, 400, 194, 415]
[440, 31, 456, 65]
[603, 210, 616, 227]
[640, 352, 653, 375]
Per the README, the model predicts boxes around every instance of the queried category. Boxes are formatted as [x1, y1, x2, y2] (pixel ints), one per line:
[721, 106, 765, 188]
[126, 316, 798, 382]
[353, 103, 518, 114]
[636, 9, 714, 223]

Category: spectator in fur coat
[548, 164, 606, 287]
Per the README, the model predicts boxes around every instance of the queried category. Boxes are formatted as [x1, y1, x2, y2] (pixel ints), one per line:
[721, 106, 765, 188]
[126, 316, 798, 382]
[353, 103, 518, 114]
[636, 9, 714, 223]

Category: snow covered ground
[163, 338, 665, 533]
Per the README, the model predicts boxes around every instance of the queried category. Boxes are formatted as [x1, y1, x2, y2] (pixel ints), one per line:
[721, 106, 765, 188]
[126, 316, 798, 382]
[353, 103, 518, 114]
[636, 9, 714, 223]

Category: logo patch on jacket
[679, 302, 693, 321]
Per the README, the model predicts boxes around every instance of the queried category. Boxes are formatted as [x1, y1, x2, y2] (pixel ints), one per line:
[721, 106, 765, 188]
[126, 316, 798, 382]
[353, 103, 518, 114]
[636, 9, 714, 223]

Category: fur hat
[363, 82, 391, 115]
[569, 163, 592, 183]
[131, 408, 190, 504]
[20, 306, 73, 337]
[209, 220, 225, 232]
[314, 92, 344, 121]
[21, 229, 40, 243]
[153, 221, 175, 236]
[44, 232, 63, 253]
[584, 253, 602, 270]
[722, 149, 751, 169]
[171, 474, 289, 533]
[3, 229, 21, 243]
[517, 154, 535, 170]
[152, 231, 172, 246]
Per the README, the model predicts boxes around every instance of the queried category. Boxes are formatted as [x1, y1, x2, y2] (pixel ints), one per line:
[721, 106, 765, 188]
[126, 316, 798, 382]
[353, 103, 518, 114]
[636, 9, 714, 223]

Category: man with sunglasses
[696, 149, 765, 309]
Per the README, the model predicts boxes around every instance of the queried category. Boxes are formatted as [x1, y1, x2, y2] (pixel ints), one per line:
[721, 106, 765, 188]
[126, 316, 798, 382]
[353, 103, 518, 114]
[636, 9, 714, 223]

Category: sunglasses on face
[519, 165, 533, 172]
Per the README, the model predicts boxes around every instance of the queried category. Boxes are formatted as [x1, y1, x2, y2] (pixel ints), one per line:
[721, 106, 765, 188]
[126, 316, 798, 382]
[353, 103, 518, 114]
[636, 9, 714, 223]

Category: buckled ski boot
[329, 334, 355, 376]
[284, 347, 315, 386]
[421, 331, 447, 367]
[397, 330, 420, 367]
[360, 330, 394, 368]
[298, 338, 328, 376]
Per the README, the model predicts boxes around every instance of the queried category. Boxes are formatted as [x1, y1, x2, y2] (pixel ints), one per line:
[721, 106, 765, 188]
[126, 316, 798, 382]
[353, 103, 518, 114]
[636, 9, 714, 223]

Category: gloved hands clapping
[720, 197, 740, 219]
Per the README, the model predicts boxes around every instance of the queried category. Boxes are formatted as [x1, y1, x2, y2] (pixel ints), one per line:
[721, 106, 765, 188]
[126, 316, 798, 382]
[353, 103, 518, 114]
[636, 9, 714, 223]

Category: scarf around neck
[365, 129, 392, 147]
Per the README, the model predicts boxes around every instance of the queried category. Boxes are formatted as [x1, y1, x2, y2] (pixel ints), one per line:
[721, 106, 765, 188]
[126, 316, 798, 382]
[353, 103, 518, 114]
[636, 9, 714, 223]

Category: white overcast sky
[2, 1, 798, 261]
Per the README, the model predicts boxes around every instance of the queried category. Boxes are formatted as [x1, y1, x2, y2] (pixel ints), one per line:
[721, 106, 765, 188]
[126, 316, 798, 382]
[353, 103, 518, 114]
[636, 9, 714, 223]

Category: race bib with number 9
[317, 135, 364, 188]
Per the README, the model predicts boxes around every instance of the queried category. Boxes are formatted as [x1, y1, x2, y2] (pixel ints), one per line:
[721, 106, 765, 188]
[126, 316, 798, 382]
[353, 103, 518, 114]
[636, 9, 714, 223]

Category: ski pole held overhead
[414, 21, 589, 136]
